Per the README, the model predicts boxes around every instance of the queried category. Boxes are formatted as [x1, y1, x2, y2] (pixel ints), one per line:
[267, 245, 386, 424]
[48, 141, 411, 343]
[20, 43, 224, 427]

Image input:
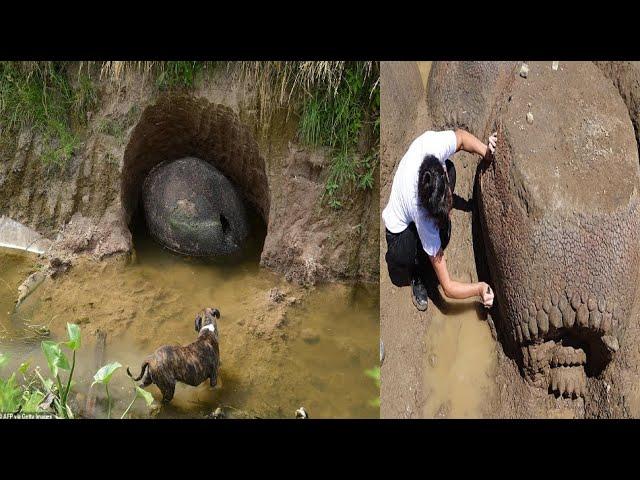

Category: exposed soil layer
[0, 68, 378, 285]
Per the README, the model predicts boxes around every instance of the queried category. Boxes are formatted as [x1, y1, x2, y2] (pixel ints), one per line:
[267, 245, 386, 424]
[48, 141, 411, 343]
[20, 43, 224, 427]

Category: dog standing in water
[127, 307, 221, 403]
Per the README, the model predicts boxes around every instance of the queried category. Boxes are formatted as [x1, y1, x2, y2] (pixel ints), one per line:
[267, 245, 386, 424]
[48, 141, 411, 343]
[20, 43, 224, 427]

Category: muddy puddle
[422, 300, 496, 418]
[0, 220, 379, 419]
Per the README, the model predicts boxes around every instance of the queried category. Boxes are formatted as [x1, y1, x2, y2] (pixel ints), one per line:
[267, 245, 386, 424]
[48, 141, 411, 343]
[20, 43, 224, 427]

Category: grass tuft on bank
[237, 61, 379, 209]
[0, 61, 379, 206]
[0, 62, 97, 169]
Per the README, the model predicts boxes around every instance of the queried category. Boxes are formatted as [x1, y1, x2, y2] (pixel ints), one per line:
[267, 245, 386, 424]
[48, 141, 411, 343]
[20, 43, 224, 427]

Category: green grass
[0, 61, 379, 203]
[155, 61, 204, 90]
[298, 62, 379, 209]
[0, 62, 97, 169]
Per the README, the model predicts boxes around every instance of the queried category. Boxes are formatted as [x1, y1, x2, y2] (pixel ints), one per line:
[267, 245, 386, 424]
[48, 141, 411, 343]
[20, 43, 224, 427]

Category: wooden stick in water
[84, 329, 107, 418]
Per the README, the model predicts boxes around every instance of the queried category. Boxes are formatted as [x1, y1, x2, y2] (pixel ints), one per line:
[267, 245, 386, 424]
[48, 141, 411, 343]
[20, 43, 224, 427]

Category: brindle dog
[127, 307, 221, 403]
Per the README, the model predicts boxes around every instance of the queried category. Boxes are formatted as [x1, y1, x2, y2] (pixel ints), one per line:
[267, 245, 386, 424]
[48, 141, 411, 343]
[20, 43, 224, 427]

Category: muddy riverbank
[380, 64, 498, 417]
[0, 226, 379, 418]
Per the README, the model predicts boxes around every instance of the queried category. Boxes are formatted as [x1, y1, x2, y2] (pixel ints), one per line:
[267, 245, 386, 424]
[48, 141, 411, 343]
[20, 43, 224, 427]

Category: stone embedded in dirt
[435, 401, 451, 418]
[429, 354, 438, 367]
[210, 407, 225, 419]
[519, 63, 529, 78]
[526, 112, 534, 124]
[602, 335, 620, 353]
[269, 287, 286, 304]
[552, 61, 559, 71]
[48, 257, 71, 279]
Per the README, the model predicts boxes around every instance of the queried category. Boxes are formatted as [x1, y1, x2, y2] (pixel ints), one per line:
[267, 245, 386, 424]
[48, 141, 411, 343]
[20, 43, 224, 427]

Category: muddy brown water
[422, 300, 496, 418]
[0, 224, 378, 418]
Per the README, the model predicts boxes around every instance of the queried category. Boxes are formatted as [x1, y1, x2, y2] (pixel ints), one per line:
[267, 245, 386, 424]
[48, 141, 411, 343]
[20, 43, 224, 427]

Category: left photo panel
[0, 61, 380, 419]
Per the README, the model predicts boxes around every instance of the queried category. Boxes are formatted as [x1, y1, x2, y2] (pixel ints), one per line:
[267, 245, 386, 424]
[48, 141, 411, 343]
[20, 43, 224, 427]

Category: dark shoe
[411, 275, 429, 311]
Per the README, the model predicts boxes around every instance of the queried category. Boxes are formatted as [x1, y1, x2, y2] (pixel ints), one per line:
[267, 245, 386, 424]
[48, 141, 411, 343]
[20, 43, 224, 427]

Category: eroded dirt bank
[0, 65, 378, 285]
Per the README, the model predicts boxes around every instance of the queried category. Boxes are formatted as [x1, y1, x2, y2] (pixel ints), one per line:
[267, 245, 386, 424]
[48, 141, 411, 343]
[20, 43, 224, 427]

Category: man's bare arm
[430, 250, 494, 307]
[454, 129, 496, 161]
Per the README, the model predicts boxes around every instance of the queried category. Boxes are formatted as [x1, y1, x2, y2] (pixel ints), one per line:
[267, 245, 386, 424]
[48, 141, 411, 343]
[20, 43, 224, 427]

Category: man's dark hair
[417, 154, 451, 228]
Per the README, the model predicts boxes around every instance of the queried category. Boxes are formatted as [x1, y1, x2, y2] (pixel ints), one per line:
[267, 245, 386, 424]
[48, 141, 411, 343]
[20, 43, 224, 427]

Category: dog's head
[195, 307, 220, 341]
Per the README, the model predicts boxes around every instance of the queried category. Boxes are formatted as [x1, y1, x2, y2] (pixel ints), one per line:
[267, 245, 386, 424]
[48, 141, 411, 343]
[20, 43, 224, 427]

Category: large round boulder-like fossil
[142, 157, 249, 256]
[477, 62, 640, 400]
[429, 61, 640, 413]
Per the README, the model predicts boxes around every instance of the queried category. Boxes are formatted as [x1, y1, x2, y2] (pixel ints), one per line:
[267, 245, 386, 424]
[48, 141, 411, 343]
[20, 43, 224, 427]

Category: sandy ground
[381, 62, 500, 418]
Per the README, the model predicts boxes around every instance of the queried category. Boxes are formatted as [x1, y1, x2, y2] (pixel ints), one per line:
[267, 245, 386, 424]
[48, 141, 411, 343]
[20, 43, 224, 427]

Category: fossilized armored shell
[478, 62, 640, 393]
[429, 61, 640, 400]
[142, 157, 249, 256]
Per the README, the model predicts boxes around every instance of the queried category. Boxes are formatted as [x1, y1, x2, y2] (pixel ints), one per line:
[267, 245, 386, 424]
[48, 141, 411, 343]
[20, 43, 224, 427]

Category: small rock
[552, 61, 559, 71]
[429, 354, 438, 368]
[519, 63, 529, 78]
[295, 407, 308, 419]
[602, 335, 619, 353]
[268, 287, 286, 304]
[301, 328, 320, 345]
[526, 112, 534, 125]
[211, 407, 225, 419]
[435, 402, 451, 419]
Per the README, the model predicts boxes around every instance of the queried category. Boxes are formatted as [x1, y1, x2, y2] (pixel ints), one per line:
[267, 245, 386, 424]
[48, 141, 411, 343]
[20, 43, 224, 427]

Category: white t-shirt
[382, 130, 457, 257]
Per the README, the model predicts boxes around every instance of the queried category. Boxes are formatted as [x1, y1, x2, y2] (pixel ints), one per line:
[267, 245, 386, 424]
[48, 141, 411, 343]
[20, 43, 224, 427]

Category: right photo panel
[380, 61, 640, 419]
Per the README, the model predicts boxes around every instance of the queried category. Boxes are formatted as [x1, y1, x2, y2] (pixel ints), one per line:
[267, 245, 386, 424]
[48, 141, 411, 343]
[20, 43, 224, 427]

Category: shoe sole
[412, 293, 428, 312]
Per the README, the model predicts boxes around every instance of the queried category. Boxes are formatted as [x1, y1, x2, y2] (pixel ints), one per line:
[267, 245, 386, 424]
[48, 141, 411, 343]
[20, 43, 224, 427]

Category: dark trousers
[385, 159, 455, 287]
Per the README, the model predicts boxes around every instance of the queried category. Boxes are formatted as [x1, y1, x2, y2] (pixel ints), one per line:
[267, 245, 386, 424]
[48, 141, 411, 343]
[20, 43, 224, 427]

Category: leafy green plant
[0, 369, 22, 413]
[91, 361, 121, 419]
[91, 362, 157, 419]
[40, 322, 81, 418]
[0, 62, 97, 169]
[1, 325, 156, 419]
[156, 61, 203, 90]
[120, 386, 154, 419]
[298, 62, 379, 209]
[365, 366, 380, 408]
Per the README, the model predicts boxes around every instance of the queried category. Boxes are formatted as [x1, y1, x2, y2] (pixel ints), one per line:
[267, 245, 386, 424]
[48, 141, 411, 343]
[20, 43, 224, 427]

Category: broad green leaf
[21, 390, 45, 413]
[0, 353, 8, 369]
[65, 323, 81, 351]
[135, 386, 154, 407]
[18, 362, 30, 374]
[41, 341, 70, 377]
[92, 361, 121, 387]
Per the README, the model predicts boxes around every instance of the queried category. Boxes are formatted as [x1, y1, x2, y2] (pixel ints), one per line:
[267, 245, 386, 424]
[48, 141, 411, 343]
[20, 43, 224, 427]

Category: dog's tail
[127, 362, 149, 381]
